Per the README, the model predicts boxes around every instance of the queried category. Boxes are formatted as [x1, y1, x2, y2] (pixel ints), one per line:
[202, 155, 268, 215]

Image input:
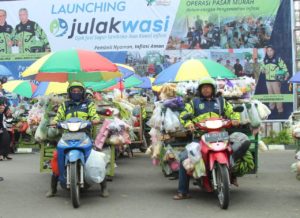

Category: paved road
[0, 150, 300, 218]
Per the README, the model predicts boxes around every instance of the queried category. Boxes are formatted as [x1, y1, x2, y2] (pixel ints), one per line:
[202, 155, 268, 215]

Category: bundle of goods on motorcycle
[34, 96, 62, 143]
[217, 77, 256, 99]
[159, 144, 182, 177]
[40, 144, 56, 172]
[176, 81, 199, 100]
[84, 149, 108, 185]
[230, 132, 255, 176]
[147, 100, 184, 134]
[290, 151, 300, 181]
[145, 128, 162, 164]
[238, 100, 271, 129]
[182, 142, 206, 178]
[95, 117, 132, 146]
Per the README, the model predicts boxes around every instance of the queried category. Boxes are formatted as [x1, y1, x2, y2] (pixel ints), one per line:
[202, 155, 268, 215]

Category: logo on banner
[50, 18, 68, 37]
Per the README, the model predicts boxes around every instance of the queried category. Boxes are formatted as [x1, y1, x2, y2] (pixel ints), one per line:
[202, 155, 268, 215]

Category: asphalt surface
[0, 150, 300, 218]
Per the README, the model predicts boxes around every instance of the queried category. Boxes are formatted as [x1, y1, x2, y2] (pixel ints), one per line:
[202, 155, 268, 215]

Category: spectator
[0, 9, 14, 54]
[234, 59, 243, 77]
[14, 8, 50, 53]
[225, 60, 234, 72]
[0, 97, 12, 160]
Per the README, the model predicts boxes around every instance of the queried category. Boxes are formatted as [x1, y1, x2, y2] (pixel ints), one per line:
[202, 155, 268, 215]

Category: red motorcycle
[193, 118, 233, 209]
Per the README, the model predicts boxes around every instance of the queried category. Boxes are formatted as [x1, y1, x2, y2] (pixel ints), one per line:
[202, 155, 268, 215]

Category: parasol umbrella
[21, 49, 121, 82]
[87, 75, 143, 91]
[153, 59, 236, 85]
[0, 65, 12, 77]
[115, 63, 135, 79]
[2, 80, 37, 98]
[136, 77, 152, 89]
[32, 82, 69, 97]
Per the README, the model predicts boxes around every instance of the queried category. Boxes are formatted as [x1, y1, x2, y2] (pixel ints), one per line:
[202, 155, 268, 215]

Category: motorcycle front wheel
[215, 163, 230, 209]
[70, 161, 80, 208]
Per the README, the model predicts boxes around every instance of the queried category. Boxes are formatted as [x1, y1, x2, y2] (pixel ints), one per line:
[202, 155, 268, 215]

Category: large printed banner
[0, 0, 293, 120]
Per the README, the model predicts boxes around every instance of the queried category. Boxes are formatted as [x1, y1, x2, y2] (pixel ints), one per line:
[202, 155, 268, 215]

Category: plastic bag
[247, 102, 262, 128]
[186, 142, 201, 163]
[147, 103, 163, 129]
[164, 108, 181, 133]
[192, 159, 206, 178]
[240, 104, 250, 125]
[84, 149, 106, 185]
[183, 158, 195, 172]
[34, 117, 48, 142]
[255, 100, 271, 120]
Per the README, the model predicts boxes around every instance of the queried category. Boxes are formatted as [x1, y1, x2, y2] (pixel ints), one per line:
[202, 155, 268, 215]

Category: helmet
[198, 77, 217, 95]
[85, 89, 94, 98]
[67, 81, 85, 100]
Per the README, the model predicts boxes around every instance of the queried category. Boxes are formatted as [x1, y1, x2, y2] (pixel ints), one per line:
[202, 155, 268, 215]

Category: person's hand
[231, 120, 240, 127]
[49, 120, 57, 127]
[186, 123, 195, 132]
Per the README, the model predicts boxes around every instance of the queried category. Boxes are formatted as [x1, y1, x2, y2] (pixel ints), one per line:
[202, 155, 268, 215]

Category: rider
[46, 81, 109, 198]
[173, 77, 240, 200]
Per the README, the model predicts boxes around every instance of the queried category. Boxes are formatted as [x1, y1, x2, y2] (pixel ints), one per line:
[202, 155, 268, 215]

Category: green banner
[177, 0, 280, 18]
[252, 94, 293, 103]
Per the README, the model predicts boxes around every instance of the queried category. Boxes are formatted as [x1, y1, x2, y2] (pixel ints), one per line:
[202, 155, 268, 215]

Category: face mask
[70, 93, 83, 102]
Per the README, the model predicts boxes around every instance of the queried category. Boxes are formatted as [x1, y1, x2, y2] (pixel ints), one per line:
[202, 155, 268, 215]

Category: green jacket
[53, 100, 99, 123]
[0, 22, 14, 54]
[262, 56, 288, 81]
[179, 96, 240, 128]
[14, 20, 50, 53]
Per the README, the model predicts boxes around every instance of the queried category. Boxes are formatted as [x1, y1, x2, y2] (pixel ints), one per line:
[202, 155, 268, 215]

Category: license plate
[62, 132, 86, 141]
[204, 132, 228, 142]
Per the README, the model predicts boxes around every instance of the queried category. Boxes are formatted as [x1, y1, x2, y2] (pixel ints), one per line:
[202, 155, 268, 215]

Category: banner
[0, 0, 293, 120]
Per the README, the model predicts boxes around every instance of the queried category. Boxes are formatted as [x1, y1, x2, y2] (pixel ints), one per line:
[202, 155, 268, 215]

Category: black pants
[0, 129, 10, 156]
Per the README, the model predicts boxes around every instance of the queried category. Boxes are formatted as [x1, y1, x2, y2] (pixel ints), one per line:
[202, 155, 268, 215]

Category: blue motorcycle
[56, 117, 92, 208]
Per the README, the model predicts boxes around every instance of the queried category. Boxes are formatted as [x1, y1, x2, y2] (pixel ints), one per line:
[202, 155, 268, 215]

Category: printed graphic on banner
[0, 0, 181, 56]
[0, 0, 293, 120]
[168, 0, 280, 50]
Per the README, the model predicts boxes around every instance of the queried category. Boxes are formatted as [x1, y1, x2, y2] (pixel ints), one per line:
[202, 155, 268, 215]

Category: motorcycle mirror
[233, 105, 244, 113]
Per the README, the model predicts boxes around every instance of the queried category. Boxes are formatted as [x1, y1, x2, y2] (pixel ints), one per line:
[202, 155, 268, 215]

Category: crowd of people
[167, 16, 274, 50]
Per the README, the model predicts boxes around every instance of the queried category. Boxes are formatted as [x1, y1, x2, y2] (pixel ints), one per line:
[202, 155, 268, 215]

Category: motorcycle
[56, 117, 93, 208]
[193, 118, 233, 209]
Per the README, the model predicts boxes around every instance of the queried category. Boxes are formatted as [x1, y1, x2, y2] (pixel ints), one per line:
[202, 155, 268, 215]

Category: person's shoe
[100, 180, 109, 197]
[231, 177, 239, 187]
[4, 156, 12, 160]
[173, 193, 191, 200]
[46, 190, 56, 198]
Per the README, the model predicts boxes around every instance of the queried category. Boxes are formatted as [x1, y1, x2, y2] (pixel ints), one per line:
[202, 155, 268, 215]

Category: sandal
[173, 193, 191, 200]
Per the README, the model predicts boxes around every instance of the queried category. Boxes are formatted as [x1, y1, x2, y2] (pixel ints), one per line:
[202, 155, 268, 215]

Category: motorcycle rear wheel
[70, 161, 80, 208]
[215, 163, 230, 209]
